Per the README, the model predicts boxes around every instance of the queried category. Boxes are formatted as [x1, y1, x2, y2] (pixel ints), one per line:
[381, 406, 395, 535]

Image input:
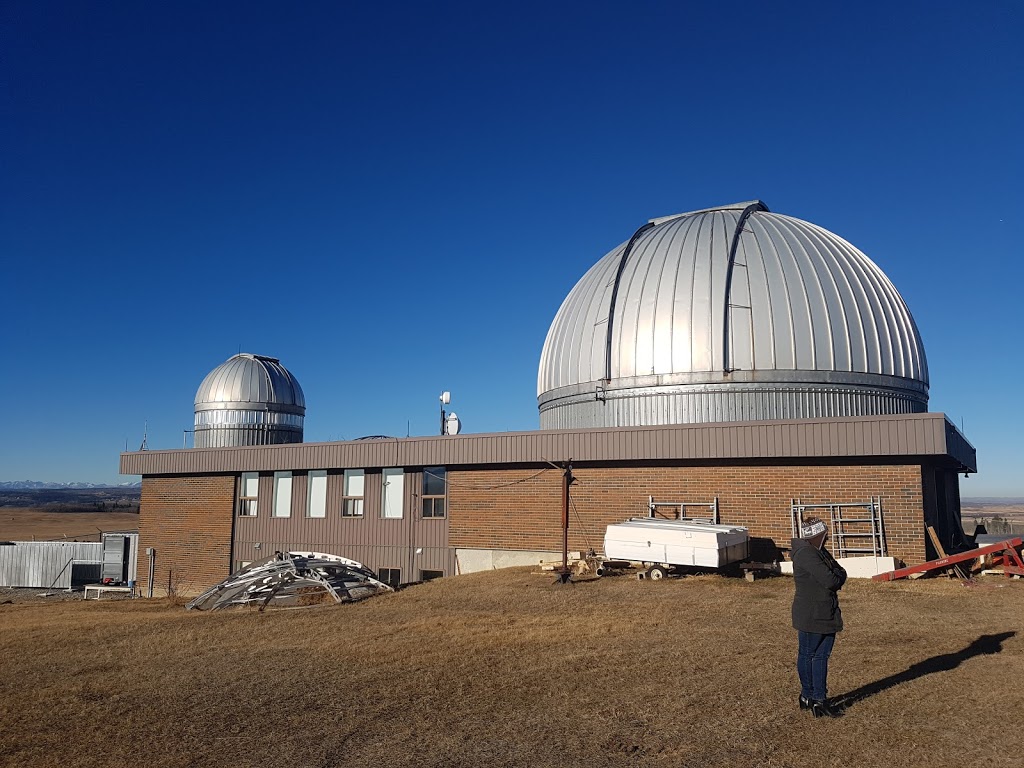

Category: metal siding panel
[833, 421, 848, 456]
[0, 542, 104, 589]
[327, 470, 342, 514]
[258, 473, 273, 517]
[125, 413, 966, 479]
[886, 419, 900, 455]
[923, 418, 937, 454]
[292, 472, 308, 519]
[853, 420, 866, 456]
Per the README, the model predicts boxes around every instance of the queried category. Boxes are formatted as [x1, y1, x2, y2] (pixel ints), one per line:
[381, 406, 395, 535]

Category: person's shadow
[835, 631, 1015, 710]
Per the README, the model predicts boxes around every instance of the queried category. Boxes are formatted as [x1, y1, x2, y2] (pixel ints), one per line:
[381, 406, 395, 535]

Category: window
[307, 470, 327, 518]
[422, 466, 446, 518]
[381, 468, 404, 519]
[342, 469, 364, 517]
[377, 568, 401, 588]
[273, 471, 292, 517]
[239, 472, 259, 516]
[420, 569, 444, 582]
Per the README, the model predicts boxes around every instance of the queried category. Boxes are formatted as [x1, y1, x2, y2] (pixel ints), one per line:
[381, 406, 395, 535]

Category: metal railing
[648, 495, 720, 524]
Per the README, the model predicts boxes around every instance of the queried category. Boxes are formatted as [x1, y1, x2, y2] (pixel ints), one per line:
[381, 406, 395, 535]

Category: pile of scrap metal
[186, 551, 393, 611]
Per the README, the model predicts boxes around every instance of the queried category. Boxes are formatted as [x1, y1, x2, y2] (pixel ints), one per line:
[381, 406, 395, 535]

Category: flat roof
[120, 413, 976, 476]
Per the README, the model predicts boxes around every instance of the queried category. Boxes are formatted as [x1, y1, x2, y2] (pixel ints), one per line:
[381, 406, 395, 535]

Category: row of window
[238, 467, 447, 519]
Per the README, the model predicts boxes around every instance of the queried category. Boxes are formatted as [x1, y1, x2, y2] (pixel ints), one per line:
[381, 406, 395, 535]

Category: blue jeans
[797, 631, 836, 702]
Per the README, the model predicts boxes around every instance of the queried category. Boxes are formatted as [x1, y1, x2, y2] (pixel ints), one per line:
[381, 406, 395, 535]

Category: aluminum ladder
[791, 497, 886, 558]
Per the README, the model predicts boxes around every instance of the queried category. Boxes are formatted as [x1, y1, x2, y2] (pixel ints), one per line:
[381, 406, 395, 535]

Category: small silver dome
[538, 201, 929, 428]
[194, 353, 305, 448]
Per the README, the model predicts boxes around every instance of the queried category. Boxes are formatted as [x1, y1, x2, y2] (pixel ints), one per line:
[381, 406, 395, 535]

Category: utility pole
[555, 459, 576, 585]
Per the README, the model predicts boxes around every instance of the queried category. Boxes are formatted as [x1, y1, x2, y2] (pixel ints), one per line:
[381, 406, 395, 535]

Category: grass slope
[0, 510, 139, 542]
[1, 569, 1021, 768]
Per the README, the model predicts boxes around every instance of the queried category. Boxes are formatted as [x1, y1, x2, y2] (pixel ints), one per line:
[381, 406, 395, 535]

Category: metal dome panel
[194, 353, 305, 448]
[538, 202, 929, 428]
[195, 353, 305, 410]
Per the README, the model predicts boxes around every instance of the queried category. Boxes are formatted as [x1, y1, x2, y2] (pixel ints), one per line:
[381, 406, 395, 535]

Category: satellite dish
[445, 412, 461, 436]
[440, 391, 451, 405]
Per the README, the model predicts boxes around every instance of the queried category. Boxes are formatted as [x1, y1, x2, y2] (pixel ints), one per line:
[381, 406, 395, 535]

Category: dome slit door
[722, 202, 769, 374]
[603, 222, 654, 384]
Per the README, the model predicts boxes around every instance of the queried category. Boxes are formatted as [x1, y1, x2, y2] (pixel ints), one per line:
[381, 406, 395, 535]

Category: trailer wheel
[647, 565, 668, 580]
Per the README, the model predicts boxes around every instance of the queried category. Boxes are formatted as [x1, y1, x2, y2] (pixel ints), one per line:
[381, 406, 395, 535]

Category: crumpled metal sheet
[186, 551, 393, 611]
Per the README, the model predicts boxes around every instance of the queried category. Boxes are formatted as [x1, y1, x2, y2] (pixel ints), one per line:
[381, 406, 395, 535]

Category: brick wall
[448, 463, 927, 565]
[138, 476, 235, 597]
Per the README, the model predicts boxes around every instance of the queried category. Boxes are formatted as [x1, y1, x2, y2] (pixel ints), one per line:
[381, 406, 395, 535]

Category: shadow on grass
[836, 631, 1016, 710]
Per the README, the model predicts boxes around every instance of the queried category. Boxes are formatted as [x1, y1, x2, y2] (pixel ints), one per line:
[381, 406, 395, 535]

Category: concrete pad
[455, 548, 561, 574]
[778, 556, 897, 578]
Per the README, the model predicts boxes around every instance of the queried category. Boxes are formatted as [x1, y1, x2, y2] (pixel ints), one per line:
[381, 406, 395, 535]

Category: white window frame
[307, 470, 327, 518]
[273, 471, 292, 518]
[381, 468, 404, 519]
[342, 469, 365, 517]
[422, 466, 447, 519]
[239, 472, 259, 516]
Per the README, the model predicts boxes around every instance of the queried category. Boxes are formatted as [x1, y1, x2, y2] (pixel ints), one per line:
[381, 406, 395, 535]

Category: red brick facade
[448, 463, 927, 565]
[138, 476, 234, 597]
[135, 462, 936, 592]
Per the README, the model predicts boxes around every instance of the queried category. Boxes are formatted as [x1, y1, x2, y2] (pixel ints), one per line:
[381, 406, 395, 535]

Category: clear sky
[2, 1, 1021, 494]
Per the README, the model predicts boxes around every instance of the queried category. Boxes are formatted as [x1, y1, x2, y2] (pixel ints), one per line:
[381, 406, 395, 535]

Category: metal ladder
[791, 497, 886, 558]
[649, 495, 720, 523]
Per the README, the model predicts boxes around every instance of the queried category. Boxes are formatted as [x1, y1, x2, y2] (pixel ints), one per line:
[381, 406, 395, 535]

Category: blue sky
[1, 1, 1021, 494]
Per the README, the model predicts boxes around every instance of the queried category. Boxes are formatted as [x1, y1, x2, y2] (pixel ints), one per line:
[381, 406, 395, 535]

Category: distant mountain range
[0, 481, 141, 490]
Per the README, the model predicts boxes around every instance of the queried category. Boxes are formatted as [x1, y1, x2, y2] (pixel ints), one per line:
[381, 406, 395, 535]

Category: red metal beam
[872, 537, 1024, 582]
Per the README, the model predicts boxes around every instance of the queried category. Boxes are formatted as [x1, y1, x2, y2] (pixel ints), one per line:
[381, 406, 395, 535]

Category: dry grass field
[1, 568, 1021, 768]
[0, 510, 139, 542]
[962, 502, 1024, 526]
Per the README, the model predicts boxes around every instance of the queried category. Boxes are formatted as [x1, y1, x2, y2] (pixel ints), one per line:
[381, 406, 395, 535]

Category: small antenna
[407, 420, 410, 437]
[139, 421, 149, 451]
[439, 391, 452, 435]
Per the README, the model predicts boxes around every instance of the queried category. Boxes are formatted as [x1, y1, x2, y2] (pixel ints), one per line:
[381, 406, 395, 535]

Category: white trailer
[603, 518, 750, 579]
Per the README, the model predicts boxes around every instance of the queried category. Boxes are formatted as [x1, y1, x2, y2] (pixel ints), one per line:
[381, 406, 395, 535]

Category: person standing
[791, 517, 847, 718]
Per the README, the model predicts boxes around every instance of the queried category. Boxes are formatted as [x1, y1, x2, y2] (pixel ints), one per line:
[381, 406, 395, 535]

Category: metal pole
[562, 467, 569, 571]
[147, 547, 155, 598]
[556, 460, 574, 585]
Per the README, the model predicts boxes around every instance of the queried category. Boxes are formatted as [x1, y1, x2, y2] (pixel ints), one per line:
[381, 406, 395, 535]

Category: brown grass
[0, 509, 139, 542]
[962, 503, 1024, 523]
[1, 569, 1022, 768]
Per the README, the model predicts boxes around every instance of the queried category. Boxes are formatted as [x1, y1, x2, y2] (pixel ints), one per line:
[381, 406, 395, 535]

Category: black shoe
[811, 699, 844, 718]
[799, 695, 812, 711]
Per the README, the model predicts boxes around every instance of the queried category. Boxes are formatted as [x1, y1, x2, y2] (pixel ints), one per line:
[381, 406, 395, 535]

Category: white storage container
[603, 518, 749, 568]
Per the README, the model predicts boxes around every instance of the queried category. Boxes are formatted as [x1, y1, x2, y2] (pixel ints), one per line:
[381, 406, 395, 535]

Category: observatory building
[539, 201, 928, 429]
[122, 201, 976, 597]
[193, 353, 305, 448]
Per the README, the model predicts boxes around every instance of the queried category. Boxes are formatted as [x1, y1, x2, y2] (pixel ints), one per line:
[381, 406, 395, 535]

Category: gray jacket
[791, 538, 847, 634]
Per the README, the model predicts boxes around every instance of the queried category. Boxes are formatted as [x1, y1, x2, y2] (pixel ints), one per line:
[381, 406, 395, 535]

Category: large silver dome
[194, 353, 305, 448]
[538, 201, 929, 429]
